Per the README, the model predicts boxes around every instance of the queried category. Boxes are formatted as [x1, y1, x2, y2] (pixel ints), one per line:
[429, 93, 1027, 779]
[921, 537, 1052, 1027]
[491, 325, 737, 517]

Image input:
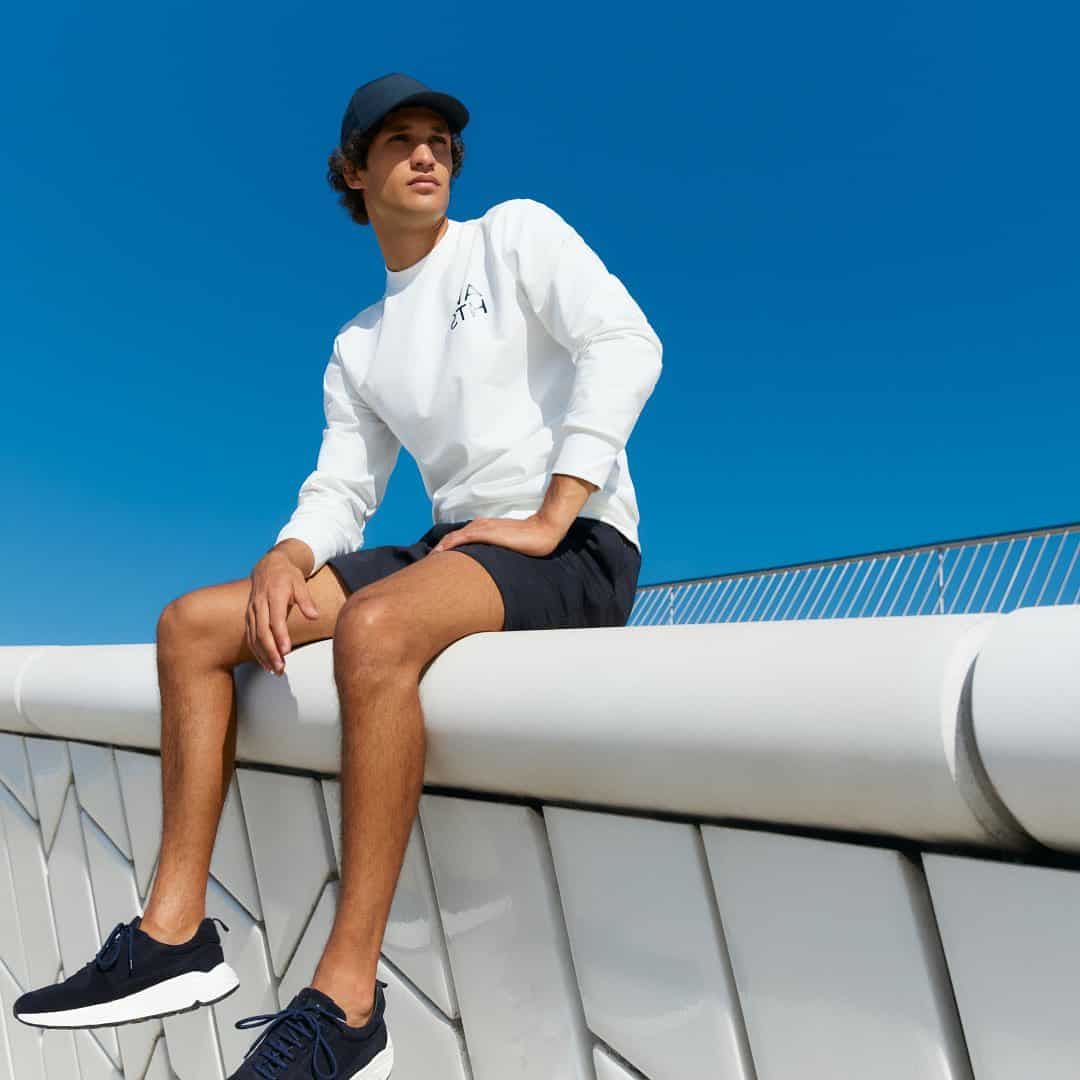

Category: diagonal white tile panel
[321, 779, 342, 869]
[0, 957, 47, 1080]
[69, 743, 132, 860]
[0, 966, 13, 1080]
[74, 1028, 124, 1079]
[277, 879, 336, 1008]
[41, 1028, 81, 1080]
[0, 733, 37, 818]
[0, 785, 61, 989]
[46, 785, 122, 1068]
[594, 1043, 649, 1080]
[143, 1036, 175, 1080]
[81, 812, 142, 938]
[420, 795, 593, 1080]
[81, 811, 161, 1080]
[702, 827, 973, 1080]
[0, 806, 30, 986]
[209, 774, 262, 921]
[162, 1000, 225, 1080]
[925, 853, 1080, 1079]
[26, 738, 73, 855]
[47, 786, 104, 984]
[546, 807, 754, 1080]
[206, 876, 278, 1074]
[386, 813, 459, 1020]
[237, 767, 334, 977]
[376, 957, 471, 1080]
[114, 749, 162, 899]
[325, 779, 459, 1020]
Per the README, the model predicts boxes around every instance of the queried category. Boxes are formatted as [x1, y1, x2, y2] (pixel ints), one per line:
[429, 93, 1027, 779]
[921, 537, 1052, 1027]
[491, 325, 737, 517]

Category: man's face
[346, 106, 453, 220]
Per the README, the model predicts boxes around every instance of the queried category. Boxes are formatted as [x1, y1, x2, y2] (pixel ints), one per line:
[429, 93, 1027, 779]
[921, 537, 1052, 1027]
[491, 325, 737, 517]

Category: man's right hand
[246, 546, 321, 676]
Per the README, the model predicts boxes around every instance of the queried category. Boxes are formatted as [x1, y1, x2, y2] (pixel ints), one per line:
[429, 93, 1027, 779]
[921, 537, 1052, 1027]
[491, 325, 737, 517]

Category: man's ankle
[138, 911, 204, 945]
[349, 1003, 374, 1029]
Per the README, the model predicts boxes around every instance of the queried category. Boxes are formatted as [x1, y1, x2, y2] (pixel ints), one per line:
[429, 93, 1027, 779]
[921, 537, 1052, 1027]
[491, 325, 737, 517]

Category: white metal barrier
[1, 605, 1078, 1078]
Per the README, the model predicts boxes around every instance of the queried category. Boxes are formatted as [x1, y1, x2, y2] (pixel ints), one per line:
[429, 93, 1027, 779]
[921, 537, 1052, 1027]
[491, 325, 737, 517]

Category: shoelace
[235, 1001, 346, 1080]
[94, 916, 230, 977]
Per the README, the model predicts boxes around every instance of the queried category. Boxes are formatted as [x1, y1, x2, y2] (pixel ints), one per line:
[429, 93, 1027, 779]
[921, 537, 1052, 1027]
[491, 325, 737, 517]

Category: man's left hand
[428, 514, 565, 558]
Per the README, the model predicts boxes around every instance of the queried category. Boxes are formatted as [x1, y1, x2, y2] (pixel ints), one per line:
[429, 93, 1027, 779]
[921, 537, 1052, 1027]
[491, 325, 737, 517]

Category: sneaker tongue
[295, 986, 346, 1021]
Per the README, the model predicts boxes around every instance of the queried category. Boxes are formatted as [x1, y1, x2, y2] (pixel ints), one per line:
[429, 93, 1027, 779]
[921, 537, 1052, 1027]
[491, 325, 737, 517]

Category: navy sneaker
[13, 914, 239, 1029]
[230, 982, 393, 1079]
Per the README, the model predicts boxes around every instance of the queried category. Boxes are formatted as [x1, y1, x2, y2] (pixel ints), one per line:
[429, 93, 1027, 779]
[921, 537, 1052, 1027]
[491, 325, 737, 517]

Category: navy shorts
[325, 516, 642, 632]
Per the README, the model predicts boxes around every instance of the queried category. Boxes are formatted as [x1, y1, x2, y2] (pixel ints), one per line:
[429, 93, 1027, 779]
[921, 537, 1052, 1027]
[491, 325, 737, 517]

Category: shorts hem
[448, 547, 516, 632]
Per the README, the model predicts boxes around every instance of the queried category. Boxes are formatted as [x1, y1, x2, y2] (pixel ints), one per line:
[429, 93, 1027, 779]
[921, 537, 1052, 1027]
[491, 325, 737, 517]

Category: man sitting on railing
[12, 71, 662, 1080]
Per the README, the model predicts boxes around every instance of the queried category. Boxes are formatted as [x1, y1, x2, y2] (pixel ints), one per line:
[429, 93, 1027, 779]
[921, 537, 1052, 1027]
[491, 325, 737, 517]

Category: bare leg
[139, 566, 349, 943]
[310, 550, 504, 1025]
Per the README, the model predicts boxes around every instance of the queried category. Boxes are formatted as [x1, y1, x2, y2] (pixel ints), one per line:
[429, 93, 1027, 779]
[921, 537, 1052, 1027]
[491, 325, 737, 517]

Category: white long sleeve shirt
[274, 197, 663, 577]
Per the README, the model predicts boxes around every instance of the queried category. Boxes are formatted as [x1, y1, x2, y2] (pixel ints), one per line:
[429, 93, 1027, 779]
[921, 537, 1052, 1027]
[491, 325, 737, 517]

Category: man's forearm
[537, 472, 599, 536]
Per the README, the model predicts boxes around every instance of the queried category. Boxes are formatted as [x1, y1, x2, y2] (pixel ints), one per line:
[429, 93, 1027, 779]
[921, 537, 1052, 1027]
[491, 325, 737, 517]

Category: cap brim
[377, 90, 470, 134]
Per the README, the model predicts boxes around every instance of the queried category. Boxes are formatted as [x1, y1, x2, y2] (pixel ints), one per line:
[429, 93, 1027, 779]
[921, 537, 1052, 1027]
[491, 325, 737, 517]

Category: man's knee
[333, 594, 424, 677]
[157, 582, 244, 655]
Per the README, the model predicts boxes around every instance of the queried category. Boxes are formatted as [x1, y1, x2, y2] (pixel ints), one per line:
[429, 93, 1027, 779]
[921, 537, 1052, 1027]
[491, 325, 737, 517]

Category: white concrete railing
[1, 605, 1078, 1079]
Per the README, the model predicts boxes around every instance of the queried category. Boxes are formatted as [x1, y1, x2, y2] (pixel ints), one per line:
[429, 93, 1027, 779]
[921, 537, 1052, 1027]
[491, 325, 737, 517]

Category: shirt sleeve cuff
[274, 521, 340, 579]
[551, 430, 619, 491]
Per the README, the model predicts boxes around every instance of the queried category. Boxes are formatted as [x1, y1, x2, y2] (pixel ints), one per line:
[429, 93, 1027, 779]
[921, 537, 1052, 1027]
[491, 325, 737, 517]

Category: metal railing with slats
[629, 521, 1080, 626]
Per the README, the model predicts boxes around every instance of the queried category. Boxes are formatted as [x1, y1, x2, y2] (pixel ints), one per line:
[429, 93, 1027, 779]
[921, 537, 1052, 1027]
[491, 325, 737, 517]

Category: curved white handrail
[7, 608, 1079, 850]
[970, 605, 1080, 852]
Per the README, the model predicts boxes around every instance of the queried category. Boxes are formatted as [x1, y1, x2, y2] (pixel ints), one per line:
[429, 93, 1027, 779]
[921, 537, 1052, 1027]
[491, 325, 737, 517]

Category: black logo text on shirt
[450, 283, 489, 330]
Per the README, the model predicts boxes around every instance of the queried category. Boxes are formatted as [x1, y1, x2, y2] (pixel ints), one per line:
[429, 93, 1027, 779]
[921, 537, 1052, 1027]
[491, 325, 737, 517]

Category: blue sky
[2, 1, 1077, 645]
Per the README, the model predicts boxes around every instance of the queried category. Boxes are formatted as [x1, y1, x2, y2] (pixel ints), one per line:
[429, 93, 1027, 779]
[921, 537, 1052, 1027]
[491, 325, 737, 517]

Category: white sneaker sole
[14, 961, 240, 1029]
[348, 1033, 394, 1078]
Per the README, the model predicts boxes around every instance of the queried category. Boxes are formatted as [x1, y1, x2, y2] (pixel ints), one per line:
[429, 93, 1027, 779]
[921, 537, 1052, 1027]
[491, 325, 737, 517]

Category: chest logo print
[450, 282, 489, 330]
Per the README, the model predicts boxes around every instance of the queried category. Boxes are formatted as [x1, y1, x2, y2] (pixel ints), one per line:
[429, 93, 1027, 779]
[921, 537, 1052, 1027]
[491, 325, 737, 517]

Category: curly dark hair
[327, 113, 467, 226]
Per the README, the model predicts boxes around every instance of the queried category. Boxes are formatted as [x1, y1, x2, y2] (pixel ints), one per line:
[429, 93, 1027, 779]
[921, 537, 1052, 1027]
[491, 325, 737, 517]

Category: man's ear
[343, 161, 365, 191]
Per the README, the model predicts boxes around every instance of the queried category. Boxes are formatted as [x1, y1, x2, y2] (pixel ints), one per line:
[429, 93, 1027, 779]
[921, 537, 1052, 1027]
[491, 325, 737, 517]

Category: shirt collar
[383, 218, 458, 296]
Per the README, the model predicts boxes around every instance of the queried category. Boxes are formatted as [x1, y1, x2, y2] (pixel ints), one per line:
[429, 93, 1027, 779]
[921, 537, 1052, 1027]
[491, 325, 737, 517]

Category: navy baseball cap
[339, 73, 470, 147]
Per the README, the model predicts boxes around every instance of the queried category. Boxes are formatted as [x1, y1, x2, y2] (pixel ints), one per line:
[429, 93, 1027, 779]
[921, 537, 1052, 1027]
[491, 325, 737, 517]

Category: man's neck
[376, 216, 450, 273]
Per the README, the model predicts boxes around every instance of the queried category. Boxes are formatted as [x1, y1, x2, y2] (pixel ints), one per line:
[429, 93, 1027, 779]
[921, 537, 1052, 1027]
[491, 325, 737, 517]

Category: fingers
[432, 519, 486, 552]
[245, 595, 270, 673]
[268, 593, 292, 667]
[254, 592, 284, 675]
[295, 583, 320, 620]
[246, 561, 314, 677]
